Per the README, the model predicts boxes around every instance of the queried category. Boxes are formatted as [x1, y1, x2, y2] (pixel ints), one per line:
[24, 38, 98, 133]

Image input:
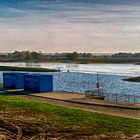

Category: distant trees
[2, 51, 140, 62]
[6, 51, 94, 61]
[8, 51, 41, 61]
[30, 51, 41, 60]
[12, 51, 21, 60]
[79, 53, 92, 58]
[112, 52, 140, 58]
[66, 52, 79, 60]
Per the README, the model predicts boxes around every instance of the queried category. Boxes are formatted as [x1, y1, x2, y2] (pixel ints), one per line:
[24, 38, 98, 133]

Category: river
[0, 62, 140, 76]
[0, 62, 140, 103]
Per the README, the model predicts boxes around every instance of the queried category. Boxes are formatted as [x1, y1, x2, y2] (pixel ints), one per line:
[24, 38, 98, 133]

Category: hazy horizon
[0, 0, 140, 53]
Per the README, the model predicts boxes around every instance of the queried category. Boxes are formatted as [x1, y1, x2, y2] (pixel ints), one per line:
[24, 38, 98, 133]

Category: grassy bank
[0, 95, 140, 139]
[74, 58, 140, 64]
[124, 76, 140, 82]
[0, 66, 58, 72]
[1, 57, 140, 64]
[37, 57, 140, 64]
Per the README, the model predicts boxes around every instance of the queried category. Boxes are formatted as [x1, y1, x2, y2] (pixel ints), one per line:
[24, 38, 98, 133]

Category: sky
[0, 0, 140, 53]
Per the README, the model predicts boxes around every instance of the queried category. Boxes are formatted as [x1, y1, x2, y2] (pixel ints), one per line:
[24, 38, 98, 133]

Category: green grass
[124, 76, 140, 82]
[0, 66, 58, 72]
[0, 83, 3, 87]
[1, 57, 140, 64]
[0, 95, 140, 135]
[76, 58, 140, 64]
[40, 57, 140, 64]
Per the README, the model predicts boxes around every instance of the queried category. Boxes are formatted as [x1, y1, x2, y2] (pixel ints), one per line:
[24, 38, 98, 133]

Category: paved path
[16, 92, 140, 119]
[32, 92, 140, 108]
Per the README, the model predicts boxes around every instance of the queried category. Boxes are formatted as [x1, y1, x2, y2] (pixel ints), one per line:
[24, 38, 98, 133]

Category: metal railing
[54, 72, 140, 104]
[85, 90, 140, 104]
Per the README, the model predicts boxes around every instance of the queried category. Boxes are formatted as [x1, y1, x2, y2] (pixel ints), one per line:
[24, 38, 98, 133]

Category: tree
[66, 52, 79, 60]
[30, 51, 41, 60]
[24, 51, 30, 61]
[12, 51, 21, 60]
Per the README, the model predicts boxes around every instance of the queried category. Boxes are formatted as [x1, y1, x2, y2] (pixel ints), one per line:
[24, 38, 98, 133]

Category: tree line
[0, 51, 82, 61]
[0, 51, 139, 62]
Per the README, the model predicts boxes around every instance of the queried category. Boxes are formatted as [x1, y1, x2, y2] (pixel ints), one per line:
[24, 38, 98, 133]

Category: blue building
[24, 74, 53, 92]
[3, 72, 25, 89]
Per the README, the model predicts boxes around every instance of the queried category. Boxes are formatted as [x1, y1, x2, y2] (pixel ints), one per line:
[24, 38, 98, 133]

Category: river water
[0, 62, 140, 103]
[0, 62, 140, 76]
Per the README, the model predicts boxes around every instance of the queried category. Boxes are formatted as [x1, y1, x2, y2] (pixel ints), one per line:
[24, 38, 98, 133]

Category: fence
[54, 72, 140, 104]
[85, 90, 140, 104]
[105, 93, 140, 104]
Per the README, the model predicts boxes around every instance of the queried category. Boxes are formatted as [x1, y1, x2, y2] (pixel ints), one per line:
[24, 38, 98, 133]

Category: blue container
[24, 74, 53, 92]
[3, 72, 25, 89]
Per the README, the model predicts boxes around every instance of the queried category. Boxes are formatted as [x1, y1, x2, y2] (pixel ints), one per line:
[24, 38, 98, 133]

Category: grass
[0, 95, 140, 135]
[0, 66, 58, 72]
[2, 57, 140, 64]
[76, 58, 140, 64]
[124, 76, 140, 82]
[39, 57, 140, 64]
[0, 83, 3, 87]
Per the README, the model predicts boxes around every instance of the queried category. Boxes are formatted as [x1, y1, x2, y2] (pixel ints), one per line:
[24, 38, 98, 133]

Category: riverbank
[1, 57, 140, 64]
[0, 66, 58, 72]
[25, 92, 140, 119]
[0, 94, 140, 139]
[71, 58, 140, 64]
[124, 76, 140, 82]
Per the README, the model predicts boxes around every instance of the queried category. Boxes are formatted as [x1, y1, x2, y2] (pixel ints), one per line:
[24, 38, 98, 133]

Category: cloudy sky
[0, 0, 140, 53]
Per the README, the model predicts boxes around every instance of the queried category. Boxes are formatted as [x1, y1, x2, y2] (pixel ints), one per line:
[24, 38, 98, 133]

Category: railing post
[125, 94, 126, 103]
[134, 96, 135, 104]
[115, 93, 117, 102]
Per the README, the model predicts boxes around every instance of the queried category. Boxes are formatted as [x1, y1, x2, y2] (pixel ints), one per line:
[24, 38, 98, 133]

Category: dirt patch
[0, 108, 140, 140]
[0, 93, 140, 140]
[0, 103, 140, 139]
